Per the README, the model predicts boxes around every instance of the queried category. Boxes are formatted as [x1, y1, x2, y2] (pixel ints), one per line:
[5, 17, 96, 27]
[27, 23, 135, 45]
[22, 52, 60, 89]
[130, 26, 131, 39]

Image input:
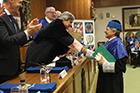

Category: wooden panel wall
[94, 0, 140, 8]
[46, 0, 91, 19]
[30, 0, 91, 20]
[29, 0, 140, 19]
[47, 0, 90, 19]
[30, 0, 47, 19]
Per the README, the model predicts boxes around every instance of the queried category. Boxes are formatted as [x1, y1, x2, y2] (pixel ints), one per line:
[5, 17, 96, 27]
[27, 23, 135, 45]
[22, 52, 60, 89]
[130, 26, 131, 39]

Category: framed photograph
[122, 7, 140, 31]
[106, 13, 110, 18]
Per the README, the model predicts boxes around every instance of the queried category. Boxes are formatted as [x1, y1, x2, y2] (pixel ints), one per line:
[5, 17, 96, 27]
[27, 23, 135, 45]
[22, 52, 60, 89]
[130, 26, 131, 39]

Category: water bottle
[19, 79, 28, 93]
[69, 54, 74, 66]
[40, 63, 47, 82]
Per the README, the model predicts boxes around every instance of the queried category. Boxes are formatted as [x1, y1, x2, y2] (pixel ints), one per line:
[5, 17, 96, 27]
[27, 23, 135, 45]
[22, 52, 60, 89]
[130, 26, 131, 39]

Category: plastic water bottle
[69, 54, 74, 66]
[19, 79, 28, 93]
[40, 63, 47, 82]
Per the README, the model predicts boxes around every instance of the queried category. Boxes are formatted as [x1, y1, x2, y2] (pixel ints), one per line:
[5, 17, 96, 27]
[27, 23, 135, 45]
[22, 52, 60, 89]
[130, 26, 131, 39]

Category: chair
[97, 41, 105, 47]
[134, 31, 140, 65]
[125, 31, 133, 46]
[135, 31, 140, 39]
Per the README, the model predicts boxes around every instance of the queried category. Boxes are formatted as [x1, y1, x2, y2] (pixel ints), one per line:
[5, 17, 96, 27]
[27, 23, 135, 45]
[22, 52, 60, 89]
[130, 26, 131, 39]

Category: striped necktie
[9, 15, 17, 33]
[104, 40, 109, 48]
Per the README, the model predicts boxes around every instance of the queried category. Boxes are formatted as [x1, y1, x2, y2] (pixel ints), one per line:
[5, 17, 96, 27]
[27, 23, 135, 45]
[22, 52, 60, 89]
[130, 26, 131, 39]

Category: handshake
[84, 49, 100, 61]
[85, 49, 108, 62]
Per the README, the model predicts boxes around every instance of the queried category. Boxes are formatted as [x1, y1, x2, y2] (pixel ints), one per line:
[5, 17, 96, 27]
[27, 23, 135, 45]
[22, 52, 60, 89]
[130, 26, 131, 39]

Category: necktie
[9, 15, 17, 33]
[9, 15, 20, 71]
[104, 40, 109, 48]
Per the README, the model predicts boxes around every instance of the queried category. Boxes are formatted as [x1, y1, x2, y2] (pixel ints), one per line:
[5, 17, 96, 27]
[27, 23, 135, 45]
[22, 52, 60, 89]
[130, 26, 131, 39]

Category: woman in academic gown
[126, 32, 136, 54]
[95, 20, 128, 93]
[25, 11, 87, 69]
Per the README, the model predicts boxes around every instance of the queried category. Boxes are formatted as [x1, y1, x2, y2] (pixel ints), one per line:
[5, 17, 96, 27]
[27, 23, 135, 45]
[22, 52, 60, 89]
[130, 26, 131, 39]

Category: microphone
[29, 61, 42, 66]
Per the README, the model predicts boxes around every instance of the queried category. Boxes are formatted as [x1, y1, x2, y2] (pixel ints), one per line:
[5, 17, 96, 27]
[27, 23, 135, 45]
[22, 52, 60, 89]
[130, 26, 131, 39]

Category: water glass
[46, 66, 52, 83]
[10, 86, 19, 93]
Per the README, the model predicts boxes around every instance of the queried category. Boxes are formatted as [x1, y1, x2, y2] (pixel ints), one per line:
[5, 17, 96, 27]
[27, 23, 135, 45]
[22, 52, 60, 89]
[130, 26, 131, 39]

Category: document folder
[92, 45, 116, 62]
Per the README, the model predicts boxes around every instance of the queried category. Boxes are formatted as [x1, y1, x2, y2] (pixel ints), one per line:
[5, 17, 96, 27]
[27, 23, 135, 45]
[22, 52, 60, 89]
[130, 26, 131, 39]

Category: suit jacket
[33, 18, 49, 38]
[25, 19, 74, 69]
[0, 13, 29, 75]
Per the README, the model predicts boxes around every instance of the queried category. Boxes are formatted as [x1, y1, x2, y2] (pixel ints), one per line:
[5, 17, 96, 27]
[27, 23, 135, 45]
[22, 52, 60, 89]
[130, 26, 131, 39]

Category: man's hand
[95, 53, 102, 61]
[66, 27, 76, 32]
[84, 49, 94, 59]
[97, 53, 108, 66]
[0, 3, 5, 18]
[81, 45, 87, 53]
[26, 18, 42, 36]
[98, 56, 105, 66]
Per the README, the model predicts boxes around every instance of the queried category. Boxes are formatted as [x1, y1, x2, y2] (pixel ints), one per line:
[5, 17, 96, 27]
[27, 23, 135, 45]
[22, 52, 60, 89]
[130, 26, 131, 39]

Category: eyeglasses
[48, 11, 56, 14]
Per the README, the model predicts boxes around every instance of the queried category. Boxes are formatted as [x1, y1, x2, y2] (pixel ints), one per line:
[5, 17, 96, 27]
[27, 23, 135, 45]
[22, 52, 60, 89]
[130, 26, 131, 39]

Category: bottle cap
[20, 79, 25, 82]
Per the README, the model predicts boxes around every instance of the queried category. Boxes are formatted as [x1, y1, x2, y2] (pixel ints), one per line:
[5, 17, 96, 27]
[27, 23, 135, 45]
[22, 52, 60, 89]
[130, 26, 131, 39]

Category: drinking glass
[10, 86, 19, 93]
[46, 66, 52, 83]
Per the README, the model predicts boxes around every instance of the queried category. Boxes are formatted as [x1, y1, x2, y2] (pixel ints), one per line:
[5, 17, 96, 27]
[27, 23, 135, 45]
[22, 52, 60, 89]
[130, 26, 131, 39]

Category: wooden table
[5, 57, 96, 93]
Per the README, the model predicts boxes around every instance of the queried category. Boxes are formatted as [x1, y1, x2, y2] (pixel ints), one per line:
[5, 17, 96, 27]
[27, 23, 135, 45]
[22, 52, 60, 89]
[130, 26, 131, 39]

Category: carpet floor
[124, 64, 140, 93]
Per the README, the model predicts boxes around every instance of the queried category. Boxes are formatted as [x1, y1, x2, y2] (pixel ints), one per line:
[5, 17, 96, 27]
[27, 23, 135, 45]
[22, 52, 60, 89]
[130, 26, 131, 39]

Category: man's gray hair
[110, 28, 120, 37]
[45, 7, 55, 16]
[56, 11, 61, 15]
[58, 11, 75, 21]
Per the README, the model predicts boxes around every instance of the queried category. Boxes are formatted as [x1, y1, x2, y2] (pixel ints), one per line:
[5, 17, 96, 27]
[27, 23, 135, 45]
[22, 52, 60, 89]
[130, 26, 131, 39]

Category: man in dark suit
[0, 0, 42, 84]
[25, 11, 89, 69]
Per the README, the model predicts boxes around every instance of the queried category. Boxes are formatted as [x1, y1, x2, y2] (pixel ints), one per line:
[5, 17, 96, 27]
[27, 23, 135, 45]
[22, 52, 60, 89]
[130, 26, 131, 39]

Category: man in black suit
[0, 0, 42, 84]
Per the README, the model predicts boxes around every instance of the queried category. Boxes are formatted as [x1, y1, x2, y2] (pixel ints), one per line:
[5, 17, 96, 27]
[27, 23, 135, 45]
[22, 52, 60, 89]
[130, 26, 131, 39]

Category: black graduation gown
[96, 57, 127, 93]
[25, 19, 74, 68]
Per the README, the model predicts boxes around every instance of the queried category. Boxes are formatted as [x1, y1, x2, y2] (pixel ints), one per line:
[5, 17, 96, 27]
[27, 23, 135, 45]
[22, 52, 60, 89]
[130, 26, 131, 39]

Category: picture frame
[122, 7, 140, 31]
[73, 20, 95, 46]
[106, 13, 110, 18]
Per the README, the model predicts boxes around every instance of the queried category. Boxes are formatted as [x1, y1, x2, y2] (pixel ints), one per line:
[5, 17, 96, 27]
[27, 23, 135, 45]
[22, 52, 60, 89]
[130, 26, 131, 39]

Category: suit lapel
[13, 17, 20, 33]
[2, 14, 19, 34]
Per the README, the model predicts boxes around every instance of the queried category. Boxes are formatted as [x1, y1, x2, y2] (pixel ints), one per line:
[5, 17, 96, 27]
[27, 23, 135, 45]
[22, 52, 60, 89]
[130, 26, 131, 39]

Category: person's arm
[25, 18, 42, 37]
[68, 39, 83, 53]
[98, 56, 127, 73]
[138, 45, 140, 51]
[127, 38, 133, 44]
[131, 47, 135, 52]
[0, 18, 41, 47]
[84, 48, 95, 59]
[102, 62, 115, 73]
[0, 3, 5, 18]
[22, 18, 42, 40]
[68, 39, 96, 59]
[130, 40, 134, 44]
